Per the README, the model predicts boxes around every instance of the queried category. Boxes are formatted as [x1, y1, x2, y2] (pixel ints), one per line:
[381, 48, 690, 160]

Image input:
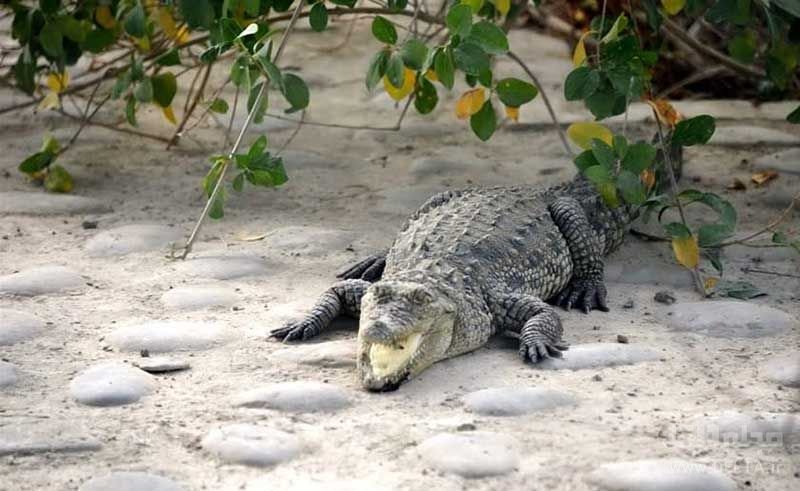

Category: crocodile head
[357, 280, 457, 391]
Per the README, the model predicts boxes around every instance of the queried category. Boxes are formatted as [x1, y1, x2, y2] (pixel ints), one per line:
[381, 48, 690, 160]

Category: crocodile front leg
[336, 252, 386, 282]
[548, 196, 609, 313]
[492, 294, 568, 363]
[270, 279, 370, 342]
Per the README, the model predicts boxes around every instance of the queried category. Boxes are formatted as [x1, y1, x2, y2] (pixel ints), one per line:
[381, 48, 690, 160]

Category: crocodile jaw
[367, 333, 422, 379]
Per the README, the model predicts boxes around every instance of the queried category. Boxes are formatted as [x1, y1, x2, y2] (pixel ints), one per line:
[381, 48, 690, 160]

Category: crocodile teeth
[368, 333, 422, 378]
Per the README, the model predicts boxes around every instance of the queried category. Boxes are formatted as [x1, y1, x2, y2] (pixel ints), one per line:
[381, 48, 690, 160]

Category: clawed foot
[336, 254, 385, 282]
[519, 337, 569, 363]
[553, 276, 609, 313]
[269, 318, 319, 342]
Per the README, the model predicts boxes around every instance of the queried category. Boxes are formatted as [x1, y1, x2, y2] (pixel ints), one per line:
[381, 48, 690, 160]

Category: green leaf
[600, 14, 628, 43]
[39, 22, 64, 57]
[613, 135, 628, 159]
[470, 100, 497, 141]
[151, 72, 177, 107]
[247, 155, 288, 187]
[564, 66, 600, 101]
[453, 42, 490, 76]
[433, 48, 455, 89]
[134, 78, 153, 103]
[19, 151, 54, 174]
[621, 142, 657, 173]
[111, 71, 132, 99]
[40, 0, 61, 14]
[156, 49, 181, 66]
[591, 139, 617, 169]
[401, 39, 429, 70]
[210, 98, 229, 114]
[57, 16, 86, 43]
[672, 115, 715, 146]
[462, 0, 485, 13]
[617, 170, 646, 205]
[788, 105, 800, 124]
[585, 81, 624, 120]
[664, 221, 691, 239]
[209, 189, 225, 219]
[180, 0, 215, 30]
[372, 16, 397, 44]
[231, 56, 251, 88]
[124, 3, 147, 38]
[714, 280, 766, 300]
[309, 3, 329, 32]
[258, 58, 283, 90]
[44, 164, 73, 193]
[386, 52, 405, 88]
[247, 82, 268, 123]
[584, 164, 613, 184]
[125, 95, 137, 126]
[248, 135, 268, 161]
[705, 0, 751, 25]
[14, 48, 36, 95]
[414, 77, 438, 114]
[727, 30, 757, 64]
[467, 21, 508, 55]
[281, 73, 309, 113]
[366, 49, 390, 91]
[574, 150, 599, 172]
[446, 4, 473, 37]
[495, 78, 538, 107]
[233, 172, 245, 192]
[83, 28, 116, 53]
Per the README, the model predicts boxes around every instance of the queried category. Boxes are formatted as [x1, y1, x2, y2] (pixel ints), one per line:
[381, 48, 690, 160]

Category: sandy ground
[1, 20, 799, 491]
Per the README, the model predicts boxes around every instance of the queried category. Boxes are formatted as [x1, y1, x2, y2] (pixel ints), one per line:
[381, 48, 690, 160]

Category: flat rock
[537, 343, 660, 370]
[0, 309, 46, 345]
[133, 356, 191, 374]
[173, 255, 269, 280]
[762, 353, 800, 387]
[85, 224, 183, 257]
[69, 361, 156, 407]
[202, 424, 302, 467]
[0, 266, 85, 296]
[0, 191, 111, 215]
[233, 381, 350, 412]
[663, 301, 797, 338]
[79, 472, 184, 491]
[417, 432, 519, 478]
[160, 286, 239, 310]
[701, 411, 800, 445]
[262, 226, 353, 257]
[606, 263, 693, 288]
[586, 458, 736, 491]
[462, 387, 577, 416]
[108, 321, 232, 353]
[710, 125, 798, 146]
[0, 421, 101, 455]
[0, 361, 18, 388]
[272, 339, 356, 368]
[753, 147, 800, 175]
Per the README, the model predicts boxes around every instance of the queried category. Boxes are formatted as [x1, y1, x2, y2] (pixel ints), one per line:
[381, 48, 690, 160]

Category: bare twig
[167, 63, 213, 149]
[741, 267, 800, 279]
[718, 193, 800, 247]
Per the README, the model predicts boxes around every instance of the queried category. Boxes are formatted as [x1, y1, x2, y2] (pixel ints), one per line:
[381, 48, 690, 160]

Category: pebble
[0, 360, 18, 388]
[537, 343, 660, 370]
[663, 301, 797, 338]
[160, 286, 239, 310]
[586, 458, 736, 491]
[710, 125, 799, 146]
[272, 339, 356, 368]
[133, 356, 190, 374]
[753, 147, 800, 175]
[417, 432, 519, 478]
[462, 387, 576, 416]
[202, 424, 302, 467]
[173, 255, 269, 280]
[0, 421, 101, 456]
[69, 361, 156, 407]
[0, 309, 46, 345]
[233, 381, 350, 413]
[654, 290, 676, 305]
[701, 411, 800, 445]
[0, 191, 111, 215]
[0, 265, 84, 296]
[108, 320, 232, 352]
[762, 352, 800, 387]
[262, 226, 353, 257]
[79, 472, 184, 491]
[85, 224, 183, 257]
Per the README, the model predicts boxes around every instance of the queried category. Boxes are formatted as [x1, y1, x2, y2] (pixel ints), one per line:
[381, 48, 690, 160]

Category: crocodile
[271, 141, 681, 391]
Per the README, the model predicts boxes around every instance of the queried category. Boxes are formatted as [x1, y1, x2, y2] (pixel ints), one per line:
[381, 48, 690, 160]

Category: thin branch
[741, 267, 800, 279]
[656, 65, 729, 99]
[167, 63, 213, 149]
[718, 193, 799, 247]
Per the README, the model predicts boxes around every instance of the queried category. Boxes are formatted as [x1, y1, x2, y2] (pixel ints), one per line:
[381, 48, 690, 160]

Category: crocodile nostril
[362, 320, 390, 343]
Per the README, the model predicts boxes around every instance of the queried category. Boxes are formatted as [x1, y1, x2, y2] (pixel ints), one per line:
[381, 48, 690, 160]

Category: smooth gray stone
[160, 286, 239, 310]
[272, 340, 356, 368]
[537, 343, 660, 370]
[108, 321, 231, 353]
[417, 432, 519, 478]
[202, 424, 302, 467]
[233, 381, 350, 413]
[173, 255, 268, 280]
[79, 472, 184, 491]
[133, 356, 190, 374]
[0, 421, 101, 455]
[462, 387, 577, 416]
[262, 226, 353, 257]
[85, 224, 182, 257]
[586, 458, 736, 491]
[762, 353, 800, 388]
[0, 266, 84, 296]
[664, 301, 797, 338]
[69, 362, 156, 407]
[0, 361, 18, 388]
[0, 309, 46, 345]
[701, 411, 800, 446]
[710, 126, 799, 146]
[753, 147, 800, 175]
[0, 192, 111, 215]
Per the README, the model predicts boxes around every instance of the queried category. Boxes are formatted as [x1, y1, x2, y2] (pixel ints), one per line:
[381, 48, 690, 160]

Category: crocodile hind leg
[548, 196, 609, 313]
[270, 279, 370, 342]
[336, 252, 386, 282]
[492, 294, 568, 363]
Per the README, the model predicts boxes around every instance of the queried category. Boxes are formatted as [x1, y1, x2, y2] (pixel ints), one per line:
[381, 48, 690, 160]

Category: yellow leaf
[704, 276, 719, 291]
[383, 68, 416, 101]
[661, 0, 686, 16]
[455, 88, 486, 119]
[641, 169, 656, 190]
[156, 7, 191, 44]
[751, 170, 778, 186]
[646, 98, 682, 128]
[566, 122, 613, 150]
[505, 105, 519, 122]
[672, 235, 699, 270]
[44, 165, 74, 193]
[133, 36, 151, 51]
[46, 71, 70, 93]
[492, 0, 511, 16]
[573, 31, 591, 66]
[462, 0, 485, 14]
[96, 5, 117, 29]
[425, 69, 438, 82]
[162, 105, 177, 124]
[37, 91, 61, 111]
